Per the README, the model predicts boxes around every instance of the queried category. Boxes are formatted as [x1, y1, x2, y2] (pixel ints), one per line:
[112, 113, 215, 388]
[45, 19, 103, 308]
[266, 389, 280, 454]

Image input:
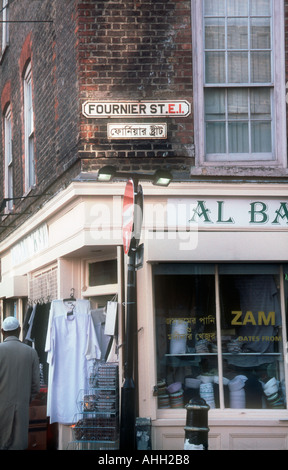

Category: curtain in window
[204, 0, 272, 157]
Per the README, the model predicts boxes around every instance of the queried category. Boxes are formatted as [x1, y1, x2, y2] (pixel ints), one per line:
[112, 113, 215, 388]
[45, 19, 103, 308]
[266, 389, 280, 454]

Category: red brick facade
[77, 0, 194, 166]
[0, 0, 286, 239]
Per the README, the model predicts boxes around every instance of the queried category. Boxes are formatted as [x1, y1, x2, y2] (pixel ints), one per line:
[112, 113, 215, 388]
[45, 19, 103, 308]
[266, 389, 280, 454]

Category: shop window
[88, 259, 117, 287]
[3, 299, 17, 318]
[219, 265, 284, 409]
[154, 264, 286, 410]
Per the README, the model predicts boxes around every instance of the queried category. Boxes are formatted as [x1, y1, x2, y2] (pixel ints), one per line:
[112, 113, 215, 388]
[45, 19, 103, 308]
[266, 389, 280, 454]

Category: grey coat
[0, 336, 40, 450]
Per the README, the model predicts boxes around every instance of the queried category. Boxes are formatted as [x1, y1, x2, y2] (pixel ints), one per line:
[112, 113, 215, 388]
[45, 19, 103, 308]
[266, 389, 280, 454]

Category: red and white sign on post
[122, 179, 135, 255]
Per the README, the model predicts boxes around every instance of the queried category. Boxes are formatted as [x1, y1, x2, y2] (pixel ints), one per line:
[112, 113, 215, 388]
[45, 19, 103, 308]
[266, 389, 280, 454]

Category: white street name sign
[82, 100, 191, 118]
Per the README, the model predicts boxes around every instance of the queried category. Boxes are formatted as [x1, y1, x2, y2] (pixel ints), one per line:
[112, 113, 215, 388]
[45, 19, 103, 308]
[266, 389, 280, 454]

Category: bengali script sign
[107, 123, 167, 139]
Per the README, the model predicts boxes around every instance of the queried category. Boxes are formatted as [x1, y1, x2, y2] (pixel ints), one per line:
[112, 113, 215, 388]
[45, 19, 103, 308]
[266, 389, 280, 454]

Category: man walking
[0, 316, 40, 450]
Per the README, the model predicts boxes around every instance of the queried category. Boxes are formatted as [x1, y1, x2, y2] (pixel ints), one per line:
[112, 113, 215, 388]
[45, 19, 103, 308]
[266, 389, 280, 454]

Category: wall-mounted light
[152, 169, 173, 187]
[97, 165, 173, 186]
[97, 165, 117, 182]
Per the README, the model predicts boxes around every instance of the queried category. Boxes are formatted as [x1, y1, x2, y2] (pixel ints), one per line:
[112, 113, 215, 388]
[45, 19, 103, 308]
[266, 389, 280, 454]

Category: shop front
[0, 179, 125, 450]
[1, 178, 288, 450]
[136, 181, 288, 450]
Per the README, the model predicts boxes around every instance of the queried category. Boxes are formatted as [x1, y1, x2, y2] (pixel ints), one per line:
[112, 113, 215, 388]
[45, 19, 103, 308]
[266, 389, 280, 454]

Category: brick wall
[0, 0, 81, 241]
[0, 0, 287, 242]
[76, 0, 194, 172]
[0, 1, 55, 199]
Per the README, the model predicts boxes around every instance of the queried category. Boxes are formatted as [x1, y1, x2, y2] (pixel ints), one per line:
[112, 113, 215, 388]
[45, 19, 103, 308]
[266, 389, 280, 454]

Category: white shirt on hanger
[46, 300, 101, 424]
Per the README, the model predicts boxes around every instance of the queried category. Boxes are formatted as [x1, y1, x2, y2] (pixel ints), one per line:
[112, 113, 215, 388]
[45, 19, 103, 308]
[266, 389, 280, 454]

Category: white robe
[46, 300, 101, 424]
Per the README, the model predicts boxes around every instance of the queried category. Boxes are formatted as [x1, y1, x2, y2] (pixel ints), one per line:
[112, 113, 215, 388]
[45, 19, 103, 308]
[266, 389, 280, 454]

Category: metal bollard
[184, 398, 210, 450]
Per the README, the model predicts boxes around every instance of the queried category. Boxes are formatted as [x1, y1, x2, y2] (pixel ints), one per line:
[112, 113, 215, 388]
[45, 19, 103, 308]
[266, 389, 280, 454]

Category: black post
[120, 182, 143, 451]
[120, 247, 137, 450]
[184, 398, 210, 450]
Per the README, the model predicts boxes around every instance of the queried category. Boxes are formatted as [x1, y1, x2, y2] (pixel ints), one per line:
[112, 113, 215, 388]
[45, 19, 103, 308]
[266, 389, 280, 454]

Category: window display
[219, 265, 285, 409]
[154, 264, 286, 410]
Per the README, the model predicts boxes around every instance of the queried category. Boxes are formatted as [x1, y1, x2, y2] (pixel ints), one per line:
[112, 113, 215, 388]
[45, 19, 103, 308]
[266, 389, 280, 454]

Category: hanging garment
[25, 304, 37, 345]
[46, 300, 101, 424]
[90, 308, 111, 360]
[23, 305, 33, 346]
[30, 303, 51, 384]
[45, 299, 91, 351]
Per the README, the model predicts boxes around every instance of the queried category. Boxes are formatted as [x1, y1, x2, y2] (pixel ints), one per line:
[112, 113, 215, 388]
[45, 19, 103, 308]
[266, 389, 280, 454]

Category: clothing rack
[27, 296, 52, 306]
[28, 288, 76, 307]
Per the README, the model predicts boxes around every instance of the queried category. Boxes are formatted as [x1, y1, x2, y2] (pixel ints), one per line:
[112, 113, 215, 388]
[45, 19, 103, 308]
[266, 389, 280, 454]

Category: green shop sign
[166, 198, 288, 228]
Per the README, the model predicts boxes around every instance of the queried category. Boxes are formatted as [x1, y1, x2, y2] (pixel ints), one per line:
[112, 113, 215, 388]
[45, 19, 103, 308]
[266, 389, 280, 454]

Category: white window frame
[191, 0, 287, 167]
[2, 0, 9, 53]
[83, 256, 119, 298]
[23, 61, 35, 192]
[4, 104, 13, 212]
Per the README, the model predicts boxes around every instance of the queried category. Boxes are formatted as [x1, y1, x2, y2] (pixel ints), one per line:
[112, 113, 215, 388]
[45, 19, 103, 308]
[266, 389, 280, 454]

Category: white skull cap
[2, 316, 20, 331]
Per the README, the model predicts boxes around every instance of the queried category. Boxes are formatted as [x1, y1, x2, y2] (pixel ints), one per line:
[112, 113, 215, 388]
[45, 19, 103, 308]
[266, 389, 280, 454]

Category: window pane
[251, 51, 271, 82]
[206, 122, 226, 153]
[283, 267, 288, 381]
[89, 259, 117, 286]
[250, 88, 271, 119]
[227, 0, 248, 16]
[205, 52, 226, 83]
[251, 121, 272, 152]
[228, 52, 248, 82]
[5, 113, 12, 164]
[205, 18, 225, 50]
[8, 167, 12, 198]
[205, 88, 273, 156]
[28, 137, 35, 187]
[154, 273, 218, 409]
[28, 82, 34, 135]
[228, 122, 249, 153]
[227, 18, 248, 50]
[220, 268, 285, 409]
[204, 0, 225, 16]
[251, 18, 271, 49]
[205, 89, 225, 120]
[250, 0, 271, 17]
[228, 89, 248, 119]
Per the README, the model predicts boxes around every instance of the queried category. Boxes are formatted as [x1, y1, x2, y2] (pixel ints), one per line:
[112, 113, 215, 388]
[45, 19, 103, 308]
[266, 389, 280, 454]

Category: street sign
[82, 100, 191, 118]
[133, 185, 143, 249]
[107, 123, 167, 139]
[122, 179, 134, 254]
